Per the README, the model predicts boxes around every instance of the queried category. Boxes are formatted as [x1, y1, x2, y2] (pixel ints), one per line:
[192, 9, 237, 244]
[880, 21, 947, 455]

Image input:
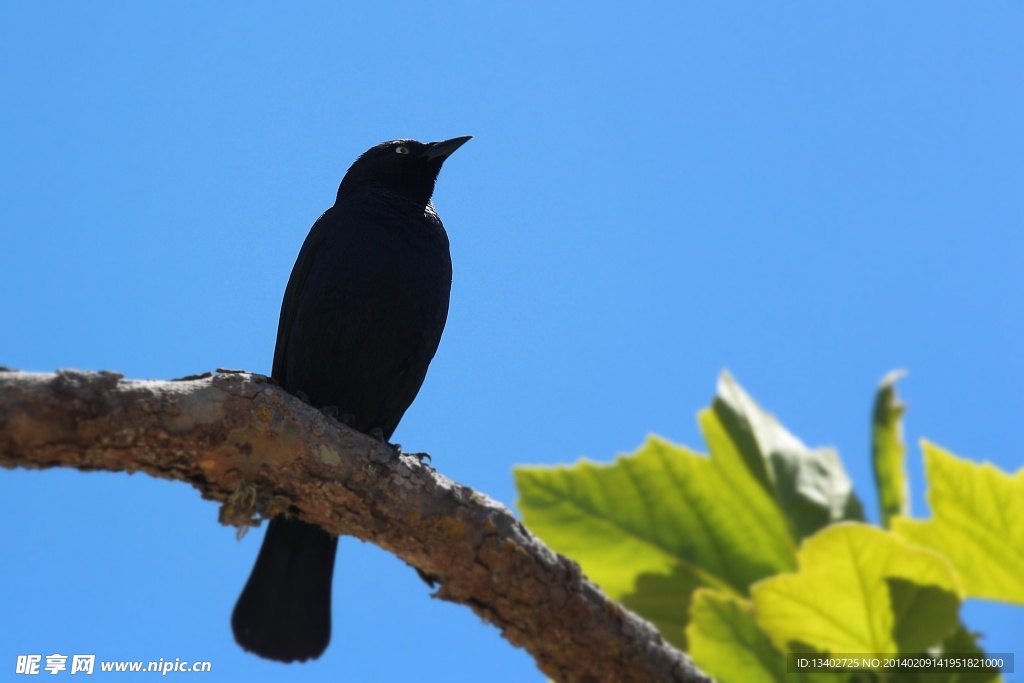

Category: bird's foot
[293, 390, 311, 404]
[415, 567, 440, 588]
[317, 406, 357, 430]
[370, 427, 386, 442]
[406, 451, 432, 464]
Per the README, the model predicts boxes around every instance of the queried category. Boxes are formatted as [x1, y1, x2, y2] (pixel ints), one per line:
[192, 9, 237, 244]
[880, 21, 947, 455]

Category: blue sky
[1, 2, 1021, 681]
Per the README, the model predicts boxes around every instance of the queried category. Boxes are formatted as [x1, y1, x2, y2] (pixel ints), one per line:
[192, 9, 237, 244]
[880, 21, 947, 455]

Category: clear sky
[1, 2, 1021, 681]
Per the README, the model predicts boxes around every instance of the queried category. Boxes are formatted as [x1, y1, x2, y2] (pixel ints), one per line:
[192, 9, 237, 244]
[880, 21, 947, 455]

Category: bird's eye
[395, 146, 410, 155]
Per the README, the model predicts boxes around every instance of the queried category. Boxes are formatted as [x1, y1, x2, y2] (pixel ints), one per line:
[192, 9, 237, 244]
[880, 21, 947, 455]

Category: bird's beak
[420, 136, 472, 161]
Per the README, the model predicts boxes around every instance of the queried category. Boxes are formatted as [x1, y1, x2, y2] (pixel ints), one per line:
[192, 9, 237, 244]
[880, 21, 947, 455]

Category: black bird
[231, 136, 470, 663]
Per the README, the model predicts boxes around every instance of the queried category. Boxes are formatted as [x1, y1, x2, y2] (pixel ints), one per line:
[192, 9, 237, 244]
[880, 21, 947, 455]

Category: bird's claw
[415, 567, 440, 588]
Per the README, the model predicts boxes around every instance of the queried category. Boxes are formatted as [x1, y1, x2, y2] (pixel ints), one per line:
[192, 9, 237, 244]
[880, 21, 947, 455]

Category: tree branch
[0, 368, 710, 683]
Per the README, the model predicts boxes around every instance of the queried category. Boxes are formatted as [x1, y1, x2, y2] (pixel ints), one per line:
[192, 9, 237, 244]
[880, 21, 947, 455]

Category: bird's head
[337, 136, 472, 206]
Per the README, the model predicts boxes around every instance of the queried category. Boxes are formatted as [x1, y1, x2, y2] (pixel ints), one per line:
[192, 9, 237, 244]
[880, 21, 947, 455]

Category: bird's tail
[232, 516, 338, 662]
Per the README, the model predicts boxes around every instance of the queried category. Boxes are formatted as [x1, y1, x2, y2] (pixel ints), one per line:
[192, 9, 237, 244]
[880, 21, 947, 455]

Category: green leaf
[713, 371, 865, 541]
[619, 566, 704, 648]
[698, 409, 799, 578]
[872, 370, 909, 527]
[887, 626, 1004, 683]
[688, 589, 789, 683]
[886, 577, 960, 653]
[751, 523, 961, 656]
[931, 625, 1004, 683]
[515, 432, 795, 648]
[892, 442, 1024, 604]
[688, 589, 849, 683]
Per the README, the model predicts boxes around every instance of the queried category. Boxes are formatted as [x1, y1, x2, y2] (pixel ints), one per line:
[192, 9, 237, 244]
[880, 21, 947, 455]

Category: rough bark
[0, 367, 711, 683]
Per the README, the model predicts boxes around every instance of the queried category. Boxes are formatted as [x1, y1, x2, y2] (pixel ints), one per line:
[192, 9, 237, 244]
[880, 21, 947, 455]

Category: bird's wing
[271, 210, 332, 385]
